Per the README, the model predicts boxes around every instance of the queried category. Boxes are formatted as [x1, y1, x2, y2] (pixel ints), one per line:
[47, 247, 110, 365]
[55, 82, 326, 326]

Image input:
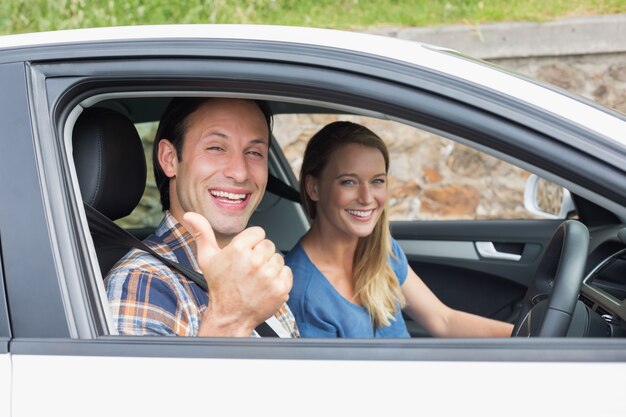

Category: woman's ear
[158, 139, 177, 178]
[305, 175, 319, 202]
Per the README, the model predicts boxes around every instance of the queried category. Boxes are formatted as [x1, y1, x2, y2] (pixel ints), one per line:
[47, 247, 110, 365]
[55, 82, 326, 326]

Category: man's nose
[223, 152, 249, 183]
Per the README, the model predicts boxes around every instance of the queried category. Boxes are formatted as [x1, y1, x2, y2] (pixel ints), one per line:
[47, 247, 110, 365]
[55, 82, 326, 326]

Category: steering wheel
[512, 220, 589, 337]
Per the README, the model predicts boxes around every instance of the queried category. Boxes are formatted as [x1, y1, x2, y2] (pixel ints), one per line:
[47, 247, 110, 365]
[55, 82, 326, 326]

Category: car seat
[72, 107, 147, 276]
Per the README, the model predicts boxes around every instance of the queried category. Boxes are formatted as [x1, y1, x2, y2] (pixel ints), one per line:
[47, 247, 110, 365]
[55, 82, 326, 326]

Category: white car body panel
[1, 354, 11, 416]
[11, 354, 625, 417]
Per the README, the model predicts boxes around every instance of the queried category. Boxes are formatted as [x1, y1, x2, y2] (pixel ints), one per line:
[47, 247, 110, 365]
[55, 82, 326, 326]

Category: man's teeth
[347, 209, 373, 217]
[210, 190, 246, 200]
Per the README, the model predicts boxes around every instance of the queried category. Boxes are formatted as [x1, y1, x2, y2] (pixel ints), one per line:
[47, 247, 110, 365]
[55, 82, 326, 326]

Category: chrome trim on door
[475, 241, 521, 261]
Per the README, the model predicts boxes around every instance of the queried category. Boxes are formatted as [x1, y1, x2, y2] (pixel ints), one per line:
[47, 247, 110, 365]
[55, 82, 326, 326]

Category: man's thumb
[183, 212, 220, 258]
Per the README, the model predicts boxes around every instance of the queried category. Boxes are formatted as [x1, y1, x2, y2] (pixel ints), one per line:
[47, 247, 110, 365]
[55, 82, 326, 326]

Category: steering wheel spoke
[512, 220, 589, 337]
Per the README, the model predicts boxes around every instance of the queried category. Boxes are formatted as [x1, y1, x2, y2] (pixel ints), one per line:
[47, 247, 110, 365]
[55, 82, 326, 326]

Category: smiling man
[105, 97, 298, 337]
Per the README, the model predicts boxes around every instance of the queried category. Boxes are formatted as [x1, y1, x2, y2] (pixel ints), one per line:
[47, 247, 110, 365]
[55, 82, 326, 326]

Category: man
[105, 97, 298, 337]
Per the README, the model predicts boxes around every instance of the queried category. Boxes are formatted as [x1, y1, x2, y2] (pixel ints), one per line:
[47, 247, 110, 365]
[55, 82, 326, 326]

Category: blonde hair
[300, 121, 405, 328]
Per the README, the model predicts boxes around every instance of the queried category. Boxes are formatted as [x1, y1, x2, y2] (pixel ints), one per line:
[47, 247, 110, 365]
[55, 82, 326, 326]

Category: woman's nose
[357, 184, 373, 204]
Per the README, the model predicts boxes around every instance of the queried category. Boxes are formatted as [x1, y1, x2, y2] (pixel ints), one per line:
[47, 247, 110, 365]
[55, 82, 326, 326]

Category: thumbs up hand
[183, 212, 292, 337]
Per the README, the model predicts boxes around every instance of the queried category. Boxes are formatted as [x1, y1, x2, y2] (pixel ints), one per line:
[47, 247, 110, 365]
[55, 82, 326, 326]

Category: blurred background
[1, 0, 624, 34]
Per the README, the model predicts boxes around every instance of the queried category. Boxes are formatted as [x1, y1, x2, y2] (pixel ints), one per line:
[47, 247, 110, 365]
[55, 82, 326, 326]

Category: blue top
[285, 238, 410, 338]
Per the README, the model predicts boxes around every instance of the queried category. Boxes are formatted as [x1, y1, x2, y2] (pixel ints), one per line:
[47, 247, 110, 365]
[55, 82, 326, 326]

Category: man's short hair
[152, 97, 273, 211]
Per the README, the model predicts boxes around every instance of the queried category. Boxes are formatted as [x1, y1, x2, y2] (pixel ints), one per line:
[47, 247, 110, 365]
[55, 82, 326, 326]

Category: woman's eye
[372, 178, 386, 185]
[340, 179, 355, 186]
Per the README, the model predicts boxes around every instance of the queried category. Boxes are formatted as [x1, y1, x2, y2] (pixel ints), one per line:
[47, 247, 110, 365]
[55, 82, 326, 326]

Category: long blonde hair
[300, 121, 405, 328]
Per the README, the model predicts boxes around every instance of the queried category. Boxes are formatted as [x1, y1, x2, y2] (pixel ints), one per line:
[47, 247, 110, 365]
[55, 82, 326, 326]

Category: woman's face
[307, 142, 387, 241]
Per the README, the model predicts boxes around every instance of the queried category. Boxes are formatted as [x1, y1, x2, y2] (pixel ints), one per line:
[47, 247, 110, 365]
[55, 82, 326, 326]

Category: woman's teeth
[347, 209, 373, 217]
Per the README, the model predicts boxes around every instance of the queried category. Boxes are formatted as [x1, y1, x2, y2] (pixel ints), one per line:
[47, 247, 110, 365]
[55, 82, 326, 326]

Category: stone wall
[369, 15, 626, 114]
[354, 15, 626, 221]
[493, 53, 626, 115]
[272, 114, 534, 221]
[270, 50, 626, 222]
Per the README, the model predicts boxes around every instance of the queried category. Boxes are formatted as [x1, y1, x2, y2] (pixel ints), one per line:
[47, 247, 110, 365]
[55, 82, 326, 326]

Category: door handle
[475, 241, 522, 261]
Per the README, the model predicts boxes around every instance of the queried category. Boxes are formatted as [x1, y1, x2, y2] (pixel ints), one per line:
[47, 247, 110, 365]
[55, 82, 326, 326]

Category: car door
[5, 27, 626, 417]
[394, 218, 562, 335]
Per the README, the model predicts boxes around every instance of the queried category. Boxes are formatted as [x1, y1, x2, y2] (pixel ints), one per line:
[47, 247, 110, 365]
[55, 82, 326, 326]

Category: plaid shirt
[105, 211, 299, 337]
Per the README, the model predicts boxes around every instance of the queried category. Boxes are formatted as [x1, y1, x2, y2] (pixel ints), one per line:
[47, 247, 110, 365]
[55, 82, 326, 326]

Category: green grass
[1, 0, 625, 36]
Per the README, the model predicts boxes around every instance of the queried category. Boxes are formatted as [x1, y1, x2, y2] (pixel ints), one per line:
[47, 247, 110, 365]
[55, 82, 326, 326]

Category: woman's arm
[401, 268, 513, 338]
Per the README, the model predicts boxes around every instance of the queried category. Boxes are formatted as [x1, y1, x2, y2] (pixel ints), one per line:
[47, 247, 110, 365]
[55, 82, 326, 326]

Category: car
[1, 24, 626, 416]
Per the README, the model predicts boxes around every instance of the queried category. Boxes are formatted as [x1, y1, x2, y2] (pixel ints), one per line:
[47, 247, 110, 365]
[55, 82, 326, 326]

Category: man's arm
[183, 212, 293, 337]
[106, 264, 199, 336]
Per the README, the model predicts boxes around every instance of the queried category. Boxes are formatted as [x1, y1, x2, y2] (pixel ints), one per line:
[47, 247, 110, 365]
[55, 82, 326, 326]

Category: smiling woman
[287, 122, 404, 337]
[285, 120, 513, 338]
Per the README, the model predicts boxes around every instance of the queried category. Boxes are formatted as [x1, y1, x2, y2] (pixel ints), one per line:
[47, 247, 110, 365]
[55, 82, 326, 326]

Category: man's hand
[183, 212, 292, 337]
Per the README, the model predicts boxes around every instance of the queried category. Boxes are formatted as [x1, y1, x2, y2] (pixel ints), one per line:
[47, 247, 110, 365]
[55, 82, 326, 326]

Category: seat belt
[267, 174, 300, 203]
[84, 203, 279, 337]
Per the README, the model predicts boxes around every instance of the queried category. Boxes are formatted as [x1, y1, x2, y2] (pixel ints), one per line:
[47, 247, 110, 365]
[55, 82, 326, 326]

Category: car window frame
[21, 44, 626, 362]
[0, 233, 11, 351]
[0, 60, 74, 340]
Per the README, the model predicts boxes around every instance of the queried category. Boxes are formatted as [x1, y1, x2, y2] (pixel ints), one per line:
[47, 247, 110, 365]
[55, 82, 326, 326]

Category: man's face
[163, 99, 269, 246]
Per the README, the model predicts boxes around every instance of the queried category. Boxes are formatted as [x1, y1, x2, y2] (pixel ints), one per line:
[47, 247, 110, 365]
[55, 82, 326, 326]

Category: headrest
[72, 107, 147, 220]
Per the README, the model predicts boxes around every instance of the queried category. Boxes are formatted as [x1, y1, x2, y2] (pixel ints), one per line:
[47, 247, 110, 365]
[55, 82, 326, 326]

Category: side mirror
[523, 174, 576, 219]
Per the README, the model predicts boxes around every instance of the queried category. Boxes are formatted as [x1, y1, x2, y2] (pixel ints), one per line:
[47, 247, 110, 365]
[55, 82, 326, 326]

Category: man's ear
[158, 139, 177, 178]
[305, 175, 319, 202]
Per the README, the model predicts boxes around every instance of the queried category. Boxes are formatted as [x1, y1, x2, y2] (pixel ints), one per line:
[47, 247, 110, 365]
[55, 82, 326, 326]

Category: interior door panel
[391, 219, 563, 337]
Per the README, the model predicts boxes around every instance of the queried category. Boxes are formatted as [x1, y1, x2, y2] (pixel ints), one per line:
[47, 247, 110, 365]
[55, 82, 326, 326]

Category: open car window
[119, 108, 571, 234]
[67, 94, 600, 340]
[27, 41, 621, 345]
[274, 113, 569, 222]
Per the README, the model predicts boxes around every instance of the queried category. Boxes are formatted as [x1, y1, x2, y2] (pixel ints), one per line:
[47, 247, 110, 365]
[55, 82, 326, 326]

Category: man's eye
[247, 150, 265, 158]
[206, 146, 224, 151]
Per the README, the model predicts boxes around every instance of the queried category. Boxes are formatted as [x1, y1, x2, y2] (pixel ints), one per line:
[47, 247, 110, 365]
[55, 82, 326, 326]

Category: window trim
[0, 233, 11, 350]
[25, 52, 626, 358]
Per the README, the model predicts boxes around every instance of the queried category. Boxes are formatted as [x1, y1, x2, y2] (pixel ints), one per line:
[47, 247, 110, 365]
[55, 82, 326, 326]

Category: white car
[1, 25, 625, 416]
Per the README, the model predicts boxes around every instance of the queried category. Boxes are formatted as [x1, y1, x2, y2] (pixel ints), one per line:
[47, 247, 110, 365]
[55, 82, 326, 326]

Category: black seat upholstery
[73, 107, 147, 276]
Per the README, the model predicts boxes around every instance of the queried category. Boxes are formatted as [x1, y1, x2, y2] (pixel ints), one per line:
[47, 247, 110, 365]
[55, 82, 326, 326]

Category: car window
[120, 111, 570, 232]
[274, 113, 561, 221]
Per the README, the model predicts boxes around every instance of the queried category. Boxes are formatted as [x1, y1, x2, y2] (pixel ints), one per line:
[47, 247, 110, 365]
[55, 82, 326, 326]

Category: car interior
[69, 93, 626, 339]
[73, 107, 149, 276]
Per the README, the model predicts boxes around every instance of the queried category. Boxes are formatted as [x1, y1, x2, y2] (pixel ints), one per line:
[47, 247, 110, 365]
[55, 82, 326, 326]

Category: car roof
[0, 24, 436, 53]
[2, 24, 625, 144]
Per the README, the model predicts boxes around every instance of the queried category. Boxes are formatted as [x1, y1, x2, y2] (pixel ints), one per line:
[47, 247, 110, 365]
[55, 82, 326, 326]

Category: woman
[285, 121, 513, 338]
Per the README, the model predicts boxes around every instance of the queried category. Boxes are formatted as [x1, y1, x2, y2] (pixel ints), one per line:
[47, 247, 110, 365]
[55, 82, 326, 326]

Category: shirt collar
[155, 211, 199, 268]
